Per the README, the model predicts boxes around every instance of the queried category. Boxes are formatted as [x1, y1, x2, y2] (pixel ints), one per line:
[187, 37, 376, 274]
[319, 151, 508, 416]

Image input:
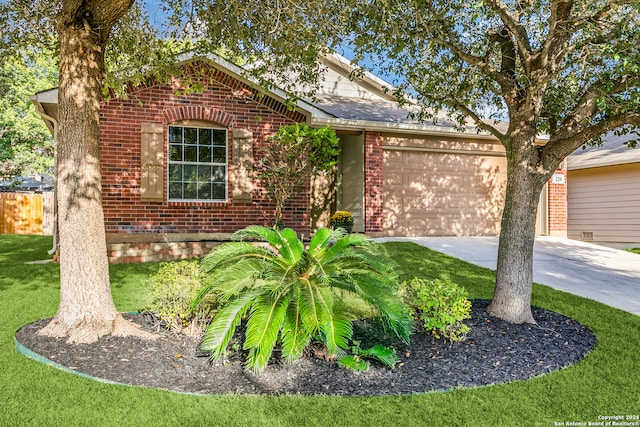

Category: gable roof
[31, 51, 506, 141]
[568, 132, 640, 170]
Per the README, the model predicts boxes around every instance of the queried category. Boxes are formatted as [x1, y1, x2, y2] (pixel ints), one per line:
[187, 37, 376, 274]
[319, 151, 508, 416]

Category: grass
[624, 248, 640, 255]
[1, 235, 639, 426]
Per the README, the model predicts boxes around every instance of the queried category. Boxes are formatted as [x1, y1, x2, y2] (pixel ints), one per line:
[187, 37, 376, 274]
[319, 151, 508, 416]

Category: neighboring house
[567, 132, 640, 244]
[31, 52, 567, 262]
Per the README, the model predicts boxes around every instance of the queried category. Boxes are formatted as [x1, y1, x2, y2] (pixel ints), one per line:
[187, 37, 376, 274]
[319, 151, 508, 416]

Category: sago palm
[192, 225, 412, 372]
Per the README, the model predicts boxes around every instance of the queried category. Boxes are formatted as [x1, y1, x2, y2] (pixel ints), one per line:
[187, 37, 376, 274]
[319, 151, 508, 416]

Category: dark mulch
[14, 300, 596, 396]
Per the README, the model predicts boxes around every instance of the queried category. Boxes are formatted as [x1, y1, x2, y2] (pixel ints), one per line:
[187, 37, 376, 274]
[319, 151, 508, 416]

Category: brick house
[32, 53, 567, 262]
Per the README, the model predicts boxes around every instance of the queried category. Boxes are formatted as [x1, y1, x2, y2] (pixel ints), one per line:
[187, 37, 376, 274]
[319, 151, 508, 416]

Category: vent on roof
[581, 231, 594, 240]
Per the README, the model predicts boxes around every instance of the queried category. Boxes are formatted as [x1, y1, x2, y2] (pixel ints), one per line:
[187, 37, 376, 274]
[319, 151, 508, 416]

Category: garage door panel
[383, 149, 506, 236]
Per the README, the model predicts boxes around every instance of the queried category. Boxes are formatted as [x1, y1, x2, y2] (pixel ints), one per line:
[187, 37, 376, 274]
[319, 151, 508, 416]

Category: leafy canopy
[0, 45, 57, 178]
[348, 0, 640, 151]
[193, 226, 413, 372]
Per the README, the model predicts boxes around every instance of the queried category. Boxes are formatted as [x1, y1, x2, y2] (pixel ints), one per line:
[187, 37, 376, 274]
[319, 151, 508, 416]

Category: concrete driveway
[377, 236, 640, 316]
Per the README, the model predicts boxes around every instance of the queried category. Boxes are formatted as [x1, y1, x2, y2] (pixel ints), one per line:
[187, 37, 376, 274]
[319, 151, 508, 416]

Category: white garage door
[383, 148, 507, 236]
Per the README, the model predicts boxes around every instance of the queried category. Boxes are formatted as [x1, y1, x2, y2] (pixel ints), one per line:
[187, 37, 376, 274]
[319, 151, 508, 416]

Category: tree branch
[536, 0, 574, 77]
[545, 111, 640, 162]
[554, 75, 640, 142]
[570, 0, 639, 31]
[484, 0, 533, 58]
[423, 91, 507, 144]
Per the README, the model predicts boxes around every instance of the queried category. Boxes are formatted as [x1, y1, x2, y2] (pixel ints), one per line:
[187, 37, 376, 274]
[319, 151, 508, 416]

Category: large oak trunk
[39, 2, 153, 344]
[487, 142, 550, 324]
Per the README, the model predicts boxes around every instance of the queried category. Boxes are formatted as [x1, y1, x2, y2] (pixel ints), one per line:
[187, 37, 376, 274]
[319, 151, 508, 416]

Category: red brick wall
[547, 160, 568, 237]
[364, 131, 384, 233]
[99, 60, 311, 238]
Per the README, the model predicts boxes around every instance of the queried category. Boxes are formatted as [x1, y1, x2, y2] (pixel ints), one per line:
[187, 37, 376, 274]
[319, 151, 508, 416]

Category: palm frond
[297, 278, 323, 335]
[308, 227, 337, 256]
[278, 228, 303, 263]
[200, 241, 272, 273]
[200, 288, 262, 359]
[232, 225, 274, 242]
[359, 344, 400, 369]
[191, 258, 264, 311]
[234, 226, 302, 264]
[243, 292, 290, 372]
[320, 317, 352, 356]
[280, 302, 312, 361]
[315, 286, 352, 355]
[322, 232, 373, 261]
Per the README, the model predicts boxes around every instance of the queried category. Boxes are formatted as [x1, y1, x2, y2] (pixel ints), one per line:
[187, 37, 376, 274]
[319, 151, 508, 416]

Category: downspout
[33, 104, 58, 256]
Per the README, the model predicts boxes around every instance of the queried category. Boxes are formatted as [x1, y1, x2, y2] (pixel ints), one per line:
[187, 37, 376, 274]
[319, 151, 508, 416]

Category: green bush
[144, 260, 214, 335]
[401, 277, 471, 342]
[193, 225, 413, 373]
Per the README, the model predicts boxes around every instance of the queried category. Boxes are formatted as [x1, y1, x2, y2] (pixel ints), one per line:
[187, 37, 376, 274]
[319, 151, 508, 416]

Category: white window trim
[167, 124, 229, 203]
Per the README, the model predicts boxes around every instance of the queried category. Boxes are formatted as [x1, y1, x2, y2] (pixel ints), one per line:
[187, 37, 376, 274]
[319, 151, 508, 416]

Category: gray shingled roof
[314, 95, 422, 123]
[311, 95, 510, 136]
[568, 132, 640, 170]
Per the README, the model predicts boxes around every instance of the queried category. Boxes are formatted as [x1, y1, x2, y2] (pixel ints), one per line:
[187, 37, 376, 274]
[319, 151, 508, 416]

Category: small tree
[256, 123, 339, 227]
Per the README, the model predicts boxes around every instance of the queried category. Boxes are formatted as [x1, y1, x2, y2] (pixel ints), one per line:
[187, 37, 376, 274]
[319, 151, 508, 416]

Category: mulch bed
[14, 300, 596, 396]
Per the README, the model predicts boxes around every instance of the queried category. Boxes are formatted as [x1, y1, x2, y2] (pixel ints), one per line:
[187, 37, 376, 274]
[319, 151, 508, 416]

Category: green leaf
[200, 288, 262, 360]
[359, 345, 400, 369]
[308, 227, 336, 256]
[244, 293, 290, 372]
[337, 355, 369, 371]
[280, 302, 312, 361]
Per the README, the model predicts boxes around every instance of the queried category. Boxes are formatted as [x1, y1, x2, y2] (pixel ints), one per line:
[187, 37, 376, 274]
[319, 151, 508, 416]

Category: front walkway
[376, 236, 640, 316]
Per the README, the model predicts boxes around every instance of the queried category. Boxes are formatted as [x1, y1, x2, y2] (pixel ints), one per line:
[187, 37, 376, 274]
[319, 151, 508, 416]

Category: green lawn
[625, 248, 640, 255]
[1, 235, 639, 427]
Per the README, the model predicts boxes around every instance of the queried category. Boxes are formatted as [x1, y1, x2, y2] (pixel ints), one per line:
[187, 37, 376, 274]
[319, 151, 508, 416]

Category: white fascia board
[30, 88, 58, 104]
[312, 117, 550, 144]
[310, 117, 500, 140]
[30, 89, 59, 135]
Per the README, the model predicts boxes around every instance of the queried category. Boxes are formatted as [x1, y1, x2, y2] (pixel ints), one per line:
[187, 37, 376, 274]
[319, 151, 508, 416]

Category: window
[168, 125, 228, 201]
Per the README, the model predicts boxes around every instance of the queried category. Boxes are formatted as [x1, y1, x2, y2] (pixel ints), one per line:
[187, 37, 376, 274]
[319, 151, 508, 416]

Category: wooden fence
[0, 192, 54, 235]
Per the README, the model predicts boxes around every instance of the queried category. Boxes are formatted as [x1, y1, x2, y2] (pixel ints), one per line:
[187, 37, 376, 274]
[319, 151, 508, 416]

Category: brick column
[547, 160, 568, 238]
[364, 131, 384, 234]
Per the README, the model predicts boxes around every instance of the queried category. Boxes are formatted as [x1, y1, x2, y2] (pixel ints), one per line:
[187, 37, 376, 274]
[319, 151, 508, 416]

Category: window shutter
[231, 128, 253, 202]
[140, 123, 164, 201]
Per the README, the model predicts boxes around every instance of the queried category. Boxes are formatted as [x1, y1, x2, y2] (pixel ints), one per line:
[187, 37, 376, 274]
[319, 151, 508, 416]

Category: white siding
[316, 66, 387, 100]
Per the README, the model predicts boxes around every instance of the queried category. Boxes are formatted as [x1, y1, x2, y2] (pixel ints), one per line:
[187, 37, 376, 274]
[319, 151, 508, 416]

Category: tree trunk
[38, 1, 154, 344]
[487, 141, 549, 324]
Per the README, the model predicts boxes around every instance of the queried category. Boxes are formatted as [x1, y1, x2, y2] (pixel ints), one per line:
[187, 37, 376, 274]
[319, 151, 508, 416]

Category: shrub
[144, 260, 214, 336]
[192, 225, 413, 372]
[401, 277, 471, 342]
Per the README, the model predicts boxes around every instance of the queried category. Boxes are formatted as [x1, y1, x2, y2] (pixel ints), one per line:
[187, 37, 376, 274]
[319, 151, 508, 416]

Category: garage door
[383, 148, 507, 236]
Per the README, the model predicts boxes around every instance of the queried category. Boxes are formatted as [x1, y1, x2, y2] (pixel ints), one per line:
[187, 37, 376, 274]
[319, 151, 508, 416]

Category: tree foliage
[0, 0, 347, 343]
[256, 123, 339, 227]
[0, 45, 57, 178]
[349, 0, 639, 147]
[347, 0, 640, 323]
